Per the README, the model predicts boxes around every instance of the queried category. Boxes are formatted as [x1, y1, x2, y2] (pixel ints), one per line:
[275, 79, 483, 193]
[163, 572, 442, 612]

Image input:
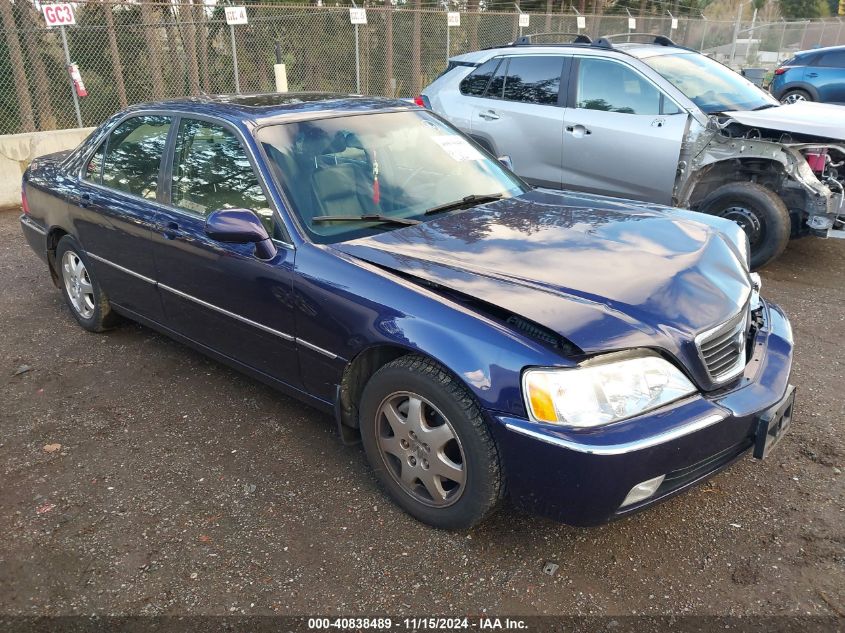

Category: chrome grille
[695, 308, 750, 384]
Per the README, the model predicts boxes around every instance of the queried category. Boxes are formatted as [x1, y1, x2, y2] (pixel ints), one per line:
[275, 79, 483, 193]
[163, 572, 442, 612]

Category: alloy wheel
[374, 391, 466, 508]
[781, 92, 807, 104]
[62, 250, 95, 319]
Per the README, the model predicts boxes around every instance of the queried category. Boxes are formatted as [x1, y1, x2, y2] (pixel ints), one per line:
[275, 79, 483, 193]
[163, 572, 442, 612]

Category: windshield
[256, 110, 526, 244]
[645, 52, 778, 114]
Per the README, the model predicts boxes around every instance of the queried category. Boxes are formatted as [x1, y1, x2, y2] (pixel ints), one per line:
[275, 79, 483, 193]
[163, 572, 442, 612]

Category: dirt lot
[1, 207, 843, 618]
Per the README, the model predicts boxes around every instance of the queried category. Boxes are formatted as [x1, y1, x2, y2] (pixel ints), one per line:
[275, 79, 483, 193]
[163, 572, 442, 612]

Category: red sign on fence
[42, 3, 76, 27]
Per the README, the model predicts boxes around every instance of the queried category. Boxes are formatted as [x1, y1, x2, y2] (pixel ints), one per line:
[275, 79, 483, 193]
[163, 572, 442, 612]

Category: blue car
[770, 45, 845, 104]
[19, 94, 795, 529]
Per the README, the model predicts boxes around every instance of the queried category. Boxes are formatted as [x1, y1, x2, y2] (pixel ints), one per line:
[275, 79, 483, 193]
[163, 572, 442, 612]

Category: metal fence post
[229, 23, 241, 94]
[354, 24, 361, 93]
[699, 16, 708, 51]
[351, 0, 361, 94]
[729, 1, 744, 67]
[59, 25, 83, 128]
[446, 9, 450, 62]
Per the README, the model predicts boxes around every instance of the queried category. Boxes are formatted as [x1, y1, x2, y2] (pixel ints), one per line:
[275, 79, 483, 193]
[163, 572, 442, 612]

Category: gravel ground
[1, 207, 843, 618]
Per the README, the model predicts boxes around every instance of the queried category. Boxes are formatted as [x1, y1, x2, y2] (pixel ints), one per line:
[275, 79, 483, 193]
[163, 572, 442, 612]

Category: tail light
[804, 149, 827, 173]
[414, 94, 431, 109]
[21, 183, 30, 215]
[774, 67, 787, 75]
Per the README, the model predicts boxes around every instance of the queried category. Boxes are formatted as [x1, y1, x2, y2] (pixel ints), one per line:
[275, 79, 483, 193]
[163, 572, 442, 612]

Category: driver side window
[576, 57, 677, 115]
[171, 118, 278, 236]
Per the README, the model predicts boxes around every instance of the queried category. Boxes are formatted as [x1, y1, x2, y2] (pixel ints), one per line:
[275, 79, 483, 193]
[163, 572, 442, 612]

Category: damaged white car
[421, 34, 845, 268]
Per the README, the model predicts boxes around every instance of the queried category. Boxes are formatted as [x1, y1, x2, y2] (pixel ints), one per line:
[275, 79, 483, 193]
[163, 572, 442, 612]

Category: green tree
[779, 0, 829, 18]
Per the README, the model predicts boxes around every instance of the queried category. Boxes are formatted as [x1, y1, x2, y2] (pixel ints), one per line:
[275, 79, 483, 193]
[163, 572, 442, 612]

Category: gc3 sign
[42, 3, 76, 27]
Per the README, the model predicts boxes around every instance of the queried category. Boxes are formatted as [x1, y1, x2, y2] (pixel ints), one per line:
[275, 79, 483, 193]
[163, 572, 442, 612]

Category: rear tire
[56, 235, 118, 332]
[780, 89, 812, 104]
[359, 354, 504, 530]
[698, 182, 791, 270]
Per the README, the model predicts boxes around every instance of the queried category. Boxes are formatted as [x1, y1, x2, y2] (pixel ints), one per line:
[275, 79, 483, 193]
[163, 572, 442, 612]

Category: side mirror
[205, 208, 277, 260]
[497, 155, 513, 170]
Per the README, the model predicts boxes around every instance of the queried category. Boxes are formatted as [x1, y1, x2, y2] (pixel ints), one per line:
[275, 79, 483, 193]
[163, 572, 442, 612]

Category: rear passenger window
[459, 58, 501, 96]
[576, 58, 662, 115]
[83, 142, 105, 183]
[817, 50, 845, 67]
[101, 115, 172, 199]
[170, 119, 274, 232]
[502, 56, 564, 105]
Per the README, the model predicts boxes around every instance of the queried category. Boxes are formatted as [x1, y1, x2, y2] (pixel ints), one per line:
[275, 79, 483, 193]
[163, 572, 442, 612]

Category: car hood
[724, 102, 845, 141]
[334, 189, 751, 378]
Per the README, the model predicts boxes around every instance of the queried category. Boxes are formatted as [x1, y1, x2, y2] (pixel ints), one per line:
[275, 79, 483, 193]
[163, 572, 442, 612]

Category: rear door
[809, 49, 845, 103]
[149, 115, 301, 386]
[70, 114, 172, 321]
[560, 56, 688, 204]
[468, 55, 567, 188]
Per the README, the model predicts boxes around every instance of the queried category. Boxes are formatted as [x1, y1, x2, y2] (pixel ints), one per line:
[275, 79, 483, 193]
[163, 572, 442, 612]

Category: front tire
[56, 235, 118, 332]
[359, 355, 504, 530]
[698, 182, 791, 270]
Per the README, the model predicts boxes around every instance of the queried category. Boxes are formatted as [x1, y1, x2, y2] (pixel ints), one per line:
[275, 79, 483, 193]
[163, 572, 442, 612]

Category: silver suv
[422, 34, 845, 268]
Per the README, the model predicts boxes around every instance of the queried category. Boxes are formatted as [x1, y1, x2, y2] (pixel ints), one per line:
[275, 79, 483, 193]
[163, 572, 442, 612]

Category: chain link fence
[3, 1, 845, 135]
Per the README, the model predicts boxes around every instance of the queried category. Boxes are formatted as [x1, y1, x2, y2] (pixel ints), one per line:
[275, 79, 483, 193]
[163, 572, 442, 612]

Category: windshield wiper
[311, 214, 421, 227]
[424, 193, 503, 216]
[751, 104, 778, 111]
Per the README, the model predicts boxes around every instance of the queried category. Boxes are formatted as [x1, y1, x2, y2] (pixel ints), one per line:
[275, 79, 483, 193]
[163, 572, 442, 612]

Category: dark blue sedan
[19, 94, 795, 529]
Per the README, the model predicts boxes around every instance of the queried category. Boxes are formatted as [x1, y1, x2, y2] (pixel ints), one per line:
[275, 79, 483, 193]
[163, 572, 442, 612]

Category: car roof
[451, 40, 695, 63]
[123, 92, 416, 125]
[795, 44, 845, 57]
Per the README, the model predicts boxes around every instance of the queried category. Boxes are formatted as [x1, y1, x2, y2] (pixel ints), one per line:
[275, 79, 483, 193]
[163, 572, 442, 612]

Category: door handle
[478, 110, 500, 121]
[161, 221, 182, 240]
[806, 72, 818, 77]
[565, 124, 592, 137]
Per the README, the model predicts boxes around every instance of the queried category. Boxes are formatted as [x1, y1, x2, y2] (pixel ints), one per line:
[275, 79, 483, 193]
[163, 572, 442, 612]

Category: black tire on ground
[698, 182, 791, 270]
[779, 89, 812, 104]
[55, 235, 119, 332]
[359, 354, 505, 530]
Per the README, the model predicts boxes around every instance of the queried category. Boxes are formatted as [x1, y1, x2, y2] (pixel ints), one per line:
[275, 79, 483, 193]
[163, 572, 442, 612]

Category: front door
[561, 56, 688, 204]
[150, 116, 300, 387]
[469, 54, 567, 188]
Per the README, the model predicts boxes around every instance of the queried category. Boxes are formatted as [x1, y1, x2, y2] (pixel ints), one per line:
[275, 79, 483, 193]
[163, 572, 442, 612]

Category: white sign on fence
[576, 15, 586, 29]
[447, 12, 460, 27]
[671, 17, 679, 30]
[42, 3, 76, 27]
[628, 17, 636, 30]
[349, 8, 367, 25]
[225, 6, 248, 26]
[518, 13, 530, 27]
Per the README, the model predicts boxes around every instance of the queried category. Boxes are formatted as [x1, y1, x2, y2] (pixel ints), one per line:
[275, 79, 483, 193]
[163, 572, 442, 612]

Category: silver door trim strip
[157, 282, 295, 342]
[504, 412, 727, 456]
[88, 252, 157, 285]
[87, 252, 339, 356]
[295, 337, 338, 359]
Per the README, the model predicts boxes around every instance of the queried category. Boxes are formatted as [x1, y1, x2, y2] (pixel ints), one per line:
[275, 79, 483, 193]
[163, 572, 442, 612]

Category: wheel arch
[685, 156, 790, 209]
[337, 343, 495, 431]
[778, 82, 819, 101]
[45, 226, 71, 287]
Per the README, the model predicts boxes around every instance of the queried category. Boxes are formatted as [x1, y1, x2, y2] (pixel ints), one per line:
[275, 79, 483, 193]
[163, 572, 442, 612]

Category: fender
[291, 243, 568, 418]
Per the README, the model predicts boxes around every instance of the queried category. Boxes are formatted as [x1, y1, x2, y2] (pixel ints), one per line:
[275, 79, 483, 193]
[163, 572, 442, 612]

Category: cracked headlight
[522, 353, 696, 428]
